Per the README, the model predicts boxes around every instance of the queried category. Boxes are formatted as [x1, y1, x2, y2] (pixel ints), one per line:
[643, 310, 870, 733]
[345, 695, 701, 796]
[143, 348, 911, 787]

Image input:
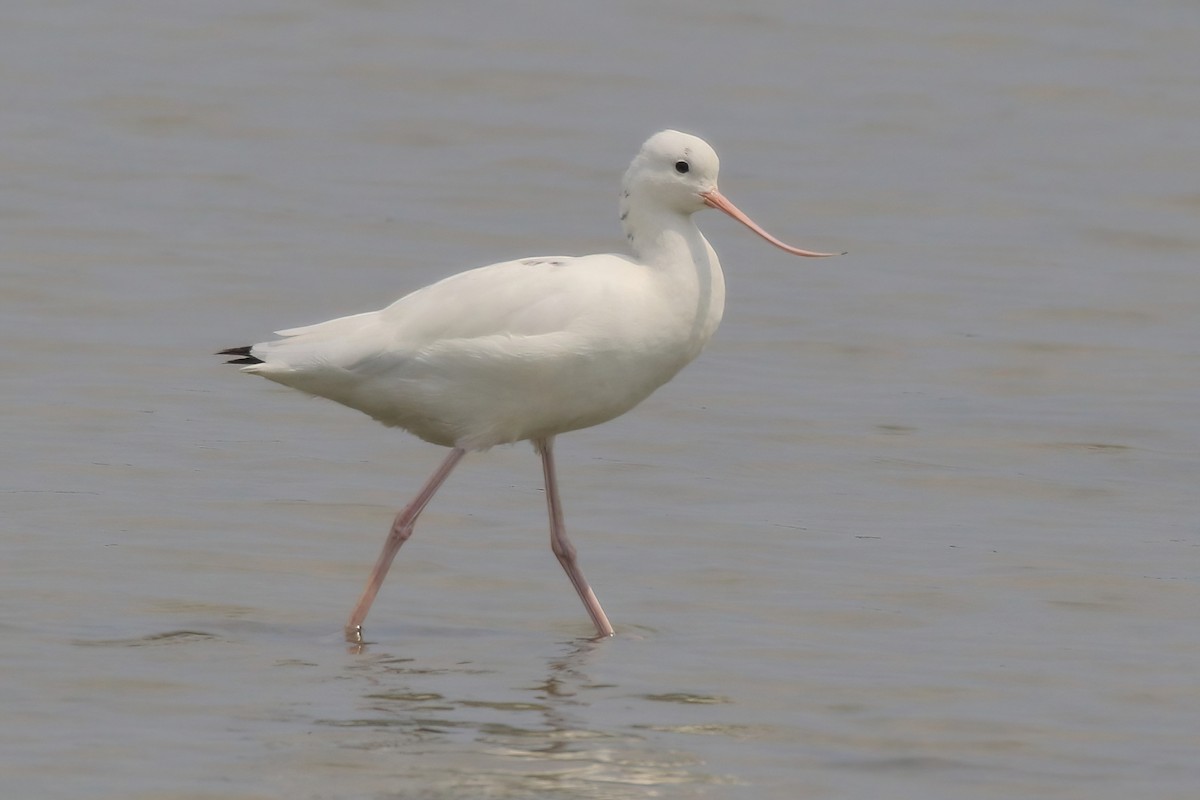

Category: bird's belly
[325, 343, 694, 450]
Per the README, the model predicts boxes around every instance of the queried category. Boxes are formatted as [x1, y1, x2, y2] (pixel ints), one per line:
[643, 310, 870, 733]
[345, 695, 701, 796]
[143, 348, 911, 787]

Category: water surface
[2, 2, 1197, 798]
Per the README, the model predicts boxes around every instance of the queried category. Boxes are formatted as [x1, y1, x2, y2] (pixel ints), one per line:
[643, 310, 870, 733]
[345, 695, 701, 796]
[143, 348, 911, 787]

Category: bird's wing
[247, 253, 644, 373]
[376, 253, 642, 345]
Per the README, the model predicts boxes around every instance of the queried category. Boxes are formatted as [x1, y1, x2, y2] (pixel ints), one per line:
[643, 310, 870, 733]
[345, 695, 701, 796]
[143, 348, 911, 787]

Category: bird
[218, 129, 840, 642]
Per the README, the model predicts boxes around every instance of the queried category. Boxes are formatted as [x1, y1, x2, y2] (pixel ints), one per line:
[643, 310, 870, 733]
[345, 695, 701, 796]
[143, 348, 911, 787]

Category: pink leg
[536, 437, 615, 637]
[345, 447, 467, 641]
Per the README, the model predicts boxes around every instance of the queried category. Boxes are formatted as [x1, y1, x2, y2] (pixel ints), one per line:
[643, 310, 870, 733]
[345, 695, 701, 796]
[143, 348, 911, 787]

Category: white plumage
[219, 129, 837, 640]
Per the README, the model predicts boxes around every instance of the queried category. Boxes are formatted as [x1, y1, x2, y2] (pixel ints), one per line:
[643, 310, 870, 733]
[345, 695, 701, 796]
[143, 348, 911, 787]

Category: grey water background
[3, 1, 1197, 798]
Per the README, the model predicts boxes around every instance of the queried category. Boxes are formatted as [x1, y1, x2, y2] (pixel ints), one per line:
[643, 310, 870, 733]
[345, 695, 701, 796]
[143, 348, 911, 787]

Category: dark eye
[674, 160, 690, 174]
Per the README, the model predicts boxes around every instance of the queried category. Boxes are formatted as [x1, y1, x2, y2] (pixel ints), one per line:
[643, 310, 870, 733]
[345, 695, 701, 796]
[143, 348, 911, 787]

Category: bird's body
[220, 130, 836, 641]
[237, 246, 722, 450]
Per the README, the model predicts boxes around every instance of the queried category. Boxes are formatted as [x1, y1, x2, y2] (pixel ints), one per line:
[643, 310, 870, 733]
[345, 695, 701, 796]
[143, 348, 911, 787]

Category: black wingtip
[217, 346, 264, 365]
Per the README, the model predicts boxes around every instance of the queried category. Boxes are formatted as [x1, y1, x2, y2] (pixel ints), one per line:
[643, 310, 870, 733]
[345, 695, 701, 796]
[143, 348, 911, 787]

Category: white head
[622, 129, 840, 258]
[622, 130, 722, 215]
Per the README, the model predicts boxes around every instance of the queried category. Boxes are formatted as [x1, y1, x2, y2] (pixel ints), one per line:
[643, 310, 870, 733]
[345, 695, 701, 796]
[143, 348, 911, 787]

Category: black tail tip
[217, 346, 264, 365]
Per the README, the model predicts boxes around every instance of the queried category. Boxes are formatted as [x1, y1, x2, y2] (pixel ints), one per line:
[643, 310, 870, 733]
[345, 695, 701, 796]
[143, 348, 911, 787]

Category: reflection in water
[71, 630, 218, 647]
[327, 639, 726, 797]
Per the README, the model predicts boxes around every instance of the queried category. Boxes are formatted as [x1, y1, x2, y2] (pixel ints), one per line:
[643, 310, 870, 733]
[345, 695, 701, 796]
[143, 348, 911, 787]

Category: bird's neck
[617, 187, 726, 364]
[619, 190, 710, 268]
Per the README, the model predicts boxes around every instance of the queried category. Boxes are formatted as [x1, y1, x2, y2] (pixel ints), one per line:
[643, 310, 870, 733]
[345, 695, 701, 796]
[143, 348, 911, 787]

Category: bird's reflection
[333, 635, 716, 797]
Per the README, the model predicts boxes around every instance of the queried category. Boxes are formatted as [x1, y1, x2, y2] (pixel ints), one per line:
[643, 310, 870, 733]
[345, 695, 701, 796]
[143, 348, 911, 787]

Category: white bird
[219, 129, 839, 641]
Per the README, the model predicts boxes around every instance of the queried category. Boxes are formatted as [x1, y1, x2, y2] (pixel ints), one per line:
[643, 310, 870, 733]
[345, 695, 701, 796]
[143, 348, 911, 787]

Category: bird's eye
[674, 160, 690, 174]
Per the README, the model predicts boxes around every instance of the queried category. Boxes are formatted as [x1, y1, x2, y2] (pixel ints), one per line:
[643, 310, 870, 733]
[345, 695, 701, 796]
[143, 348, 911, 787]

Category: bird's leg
[344, 447, 467, 641]
[536, 437, 615, 638]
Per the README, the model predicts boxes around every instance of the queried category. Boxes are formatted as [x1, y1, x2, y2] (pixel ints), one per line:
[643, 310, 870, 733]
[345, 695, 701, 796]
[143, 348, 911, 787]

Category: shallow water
[3, 1, 1198, 798]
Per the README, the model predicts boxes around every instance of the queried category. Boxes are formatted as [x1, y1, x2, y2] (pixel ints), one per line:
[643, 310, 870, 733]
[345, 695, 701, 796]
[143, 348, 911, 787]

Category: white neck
[619, 188, 711, 268]
[617, 184, 727, 359]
